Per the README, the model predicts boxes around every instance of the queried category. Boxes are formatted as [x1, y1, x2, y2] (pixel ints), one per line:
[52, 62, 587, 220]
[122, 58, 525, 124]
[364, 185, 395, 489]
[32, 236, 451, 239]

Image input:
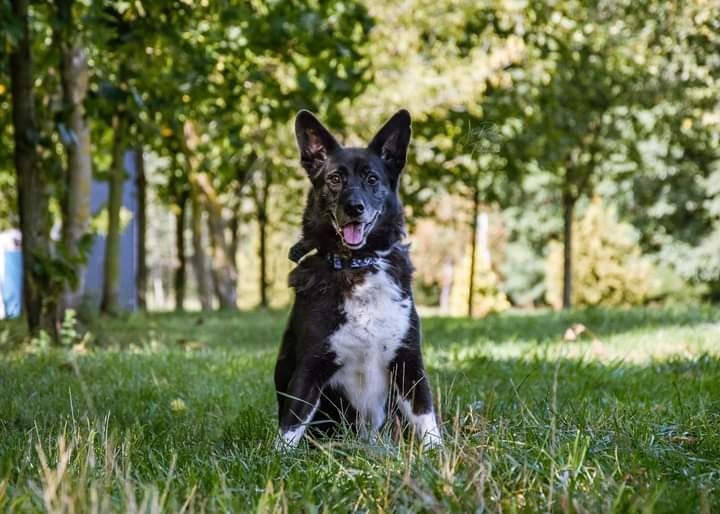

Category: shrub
[545, 197, 657, 309]
[450, 242, 511, 317]
[501, 241, 547, 307]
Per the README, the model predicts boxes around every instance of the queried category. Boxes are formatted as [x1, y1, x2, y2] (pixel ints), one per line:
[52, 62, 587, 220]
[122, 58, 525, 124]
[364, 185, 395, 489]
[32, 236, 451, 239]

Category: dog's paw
[273, 437, 291, 453]
[409, 412, 443, 450]
[274, 427, 304, 452]
[421, 429, 443, 450]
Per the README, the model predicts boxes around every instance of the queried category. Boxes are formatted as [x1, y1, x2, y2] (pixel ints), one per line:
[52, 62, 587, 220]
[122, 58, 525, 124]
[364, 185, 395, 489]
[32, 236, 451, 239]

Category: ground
[1, 307, 719, 513]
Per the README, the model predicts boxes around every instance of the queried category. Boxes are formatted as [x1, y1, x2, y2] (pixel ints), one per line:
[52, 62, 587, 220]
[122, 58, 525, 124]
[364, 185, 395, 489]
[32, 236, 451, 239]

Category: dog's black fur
[274, 110, 439, 447]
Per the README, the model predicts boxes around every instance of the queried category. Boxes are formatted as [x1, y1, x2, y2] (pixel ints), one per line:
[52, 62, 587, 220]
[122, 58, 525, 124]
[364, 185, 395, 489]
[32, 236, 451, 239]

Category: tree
[179, 121, 233, 309]
[173, 188, 189, 312]
[546, 197, 655, 308]
[100, 103, 127, 315]
[609, 0, 720, 301]
[7, 0, 57, 335]
[54, 0, 93, 310]
[91, 1, 191, 314]
[155, 150, 190, 312]
[498, 0, 656, 308]
[168, 0, 375, 307]
[413, 116, 517, 316]
[246, 159, 271, 308]
[135, 149, 147, 310]
[346, 0, 533, 315]
[189, 188, 213, 310]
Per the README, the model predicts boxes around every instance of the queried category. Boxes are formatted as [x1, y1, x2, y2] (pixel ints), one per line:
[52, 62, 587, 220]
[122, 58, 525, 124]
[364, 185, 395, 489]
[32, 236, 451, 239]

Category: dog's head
[295, 109, 411, 253]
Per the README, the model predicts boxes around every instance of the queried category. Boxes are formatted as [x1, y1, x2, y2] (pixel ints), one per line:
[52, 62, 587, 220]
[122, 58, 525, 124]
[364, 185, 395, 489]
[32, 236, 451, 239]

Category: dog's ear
[369, 109, 411, 180]
[295, 110, 340, 179]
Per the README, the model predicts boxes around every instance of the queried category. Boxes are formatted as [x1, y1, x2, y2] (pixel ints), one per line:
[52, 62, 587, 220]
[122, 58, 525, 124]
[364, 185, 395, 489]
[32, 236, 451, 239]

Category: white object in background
[477, 212, 491, 267]
[0, 229, 22, 320]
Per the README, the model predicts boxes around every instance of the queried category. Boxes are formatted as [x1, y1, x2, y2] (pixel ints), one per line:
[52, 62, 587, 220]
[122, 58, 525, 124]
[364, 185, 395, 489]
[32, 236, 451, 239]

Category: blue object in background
[2, 250, 23, 318]
[83, 149, 138, 311]
[0, 229, 23, 319]
[0, 149, 139, 317]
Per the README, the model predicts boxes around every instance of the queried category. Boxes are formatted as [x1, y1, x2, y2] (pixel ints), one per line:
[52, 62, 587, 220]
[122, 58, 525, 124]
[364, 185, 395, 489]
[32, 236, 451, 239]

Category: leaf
[563, 323, 587, 341]
[170, 398, 187, 413]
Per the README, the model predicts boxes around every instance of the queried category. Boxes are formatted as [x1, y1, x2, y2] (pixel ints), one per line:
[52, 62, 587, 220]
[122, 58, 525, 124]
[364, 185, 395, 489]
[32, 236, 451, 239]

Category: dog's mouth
[332, 212, 380, 250]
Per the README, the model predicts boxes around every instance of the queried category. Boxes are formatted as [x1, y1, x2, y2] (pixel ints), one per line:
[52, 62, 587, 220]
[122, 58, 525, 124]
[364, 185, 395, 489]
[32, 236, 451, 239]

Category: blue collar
[326, 253, 380, 270]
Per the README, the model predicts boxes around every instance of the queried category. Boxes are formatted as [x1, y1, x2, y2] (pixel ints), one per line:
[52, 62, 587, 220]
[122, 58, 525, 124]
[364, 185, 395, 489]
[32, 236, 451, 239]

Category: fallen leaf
[170, 399, 187, 412]
[564, 323, 586, 341]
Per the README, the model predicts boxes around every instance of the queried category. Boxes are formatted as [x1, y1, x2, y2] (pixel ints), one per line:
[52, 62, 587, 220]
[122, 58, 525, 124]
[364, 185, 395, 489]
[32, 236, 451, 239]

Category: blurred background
[0, 0, 718, 333]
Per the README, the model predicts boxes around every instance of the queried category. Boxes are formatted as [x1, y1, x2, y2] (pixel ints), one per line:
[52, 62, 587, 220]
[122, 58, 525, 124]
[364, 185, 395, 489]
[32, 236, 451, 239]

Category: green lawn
[1, 307, 719, 513]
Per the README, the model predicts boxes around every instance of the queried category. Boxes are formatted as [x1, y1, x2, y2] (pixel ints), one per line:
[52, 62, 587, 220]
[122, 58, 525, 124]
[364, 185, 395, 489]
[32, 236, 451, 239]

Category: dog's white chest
[328, 267, 412, 426]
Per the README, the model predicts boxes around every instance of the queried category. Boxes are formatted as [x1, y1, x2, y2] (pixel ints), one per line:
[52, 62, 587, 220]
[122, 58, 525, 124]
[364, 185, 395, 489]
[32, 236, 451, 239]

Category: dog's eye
[366, 174, 379, 185]
[328, 173, 342, 185]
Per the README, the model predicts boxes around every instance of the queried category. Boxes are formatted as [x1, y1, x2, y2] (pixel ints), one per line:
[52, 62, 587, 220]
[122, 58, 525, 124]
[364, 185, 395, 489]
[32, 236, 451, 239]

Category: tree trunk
[180, 121, 236, 310]
[206, 216, 221, 303]
[562, 190, 576, 310]
[9, 0, 57, 336]
[178, 123, 212, 311]
[229, 205, 240, 264]
[467, 186, 480, 317]
[199, 173, 237, 310]
[135, 149, 147, 310]
[56, 0, 92, 311]
[258, 205, 268, 309]
[190, 182, 212, 311]
[174, 190, 188, 312]
[101, 110, 127, 315]
[257, 176, 270, 309]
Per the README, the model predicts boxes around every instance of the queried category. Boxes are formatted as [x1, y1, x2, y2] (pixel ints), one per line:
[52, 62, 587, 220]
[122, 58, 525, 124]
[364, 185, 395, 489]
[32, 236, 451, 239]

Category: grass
[1, 306, 719, 513]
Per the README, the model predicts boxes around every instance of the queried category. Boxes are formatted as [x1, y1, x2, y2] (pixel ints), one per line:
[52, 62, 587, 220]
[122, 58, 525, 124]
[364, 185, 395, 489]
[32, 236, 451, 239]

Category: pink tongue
[342, 223, 364, 245]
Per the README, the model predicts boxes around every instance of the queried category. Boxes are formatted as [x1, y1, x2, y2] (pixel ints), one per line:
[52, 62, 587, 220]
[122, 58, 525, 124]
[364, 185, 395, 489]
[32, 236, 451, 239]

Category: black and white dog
[274, 109, 442, 449]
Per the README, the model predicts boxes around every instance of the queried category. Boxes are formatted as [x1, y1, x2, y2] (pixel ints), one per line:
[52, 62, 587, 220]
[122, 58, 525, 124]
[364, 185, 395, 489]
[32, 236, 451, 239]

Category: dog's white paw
[410, 412, 443, 450]
[274, 427, 304, 452]
[421, 428, 443, 450]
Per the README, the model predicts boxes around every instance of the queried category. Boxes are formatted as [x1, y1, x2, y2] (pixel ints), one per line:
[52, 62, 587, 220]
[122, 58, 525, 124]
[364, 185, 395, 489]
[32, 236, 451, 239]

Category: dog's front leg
[276, 358, 334, 449]
[391, 346, 443, 449]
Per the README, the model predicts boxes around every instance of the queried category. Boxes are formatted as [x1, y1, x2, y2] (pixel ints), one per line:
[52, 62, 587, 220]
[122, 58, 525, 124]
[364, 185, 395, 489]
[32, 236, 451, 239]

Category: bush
[649, 262, 708, 305]
[501, 241, 546, 307]
[545, 197, 657, 309]
[655, 229, 720, 303]
[450, 242, 510, 317]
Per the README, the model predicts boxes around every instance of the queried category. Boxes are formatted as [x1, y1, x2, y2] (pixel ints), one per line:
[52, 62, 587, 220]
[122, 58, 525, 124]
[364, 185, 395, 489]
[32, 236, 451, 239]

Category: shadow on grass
[1, 313, 719, 512]
[2, 347, 719, 511]
[3, 305, 716, 351]
[422, 305, 719, 347]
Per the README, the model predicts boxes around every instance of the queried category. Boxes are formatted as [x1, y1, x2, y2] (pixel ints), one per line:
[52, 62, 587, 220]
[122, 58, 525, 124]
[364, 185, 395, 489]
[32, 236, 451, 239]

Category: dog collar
[326, 253, 380, 270]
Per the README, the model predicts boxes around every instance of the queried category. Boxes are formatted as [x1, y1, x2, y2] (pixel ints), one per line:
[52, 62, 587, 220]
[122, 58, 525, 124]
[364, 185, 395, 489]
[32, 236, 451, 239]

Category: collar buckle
[327, 253, 379, 270]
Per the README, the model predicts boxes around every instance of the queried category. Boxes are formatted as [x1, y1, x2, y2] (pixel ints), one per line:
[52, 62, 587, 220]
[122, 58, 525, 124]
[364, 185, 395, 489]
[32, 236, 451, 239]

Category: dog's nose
[344, 201, 365, 218]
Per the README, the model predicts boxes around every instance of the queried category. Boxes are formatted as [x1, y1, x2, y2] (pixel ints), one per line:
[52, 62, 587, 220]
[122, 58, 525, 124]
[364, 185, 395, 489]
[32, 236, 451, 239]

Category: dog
[274, 109, 442, 449]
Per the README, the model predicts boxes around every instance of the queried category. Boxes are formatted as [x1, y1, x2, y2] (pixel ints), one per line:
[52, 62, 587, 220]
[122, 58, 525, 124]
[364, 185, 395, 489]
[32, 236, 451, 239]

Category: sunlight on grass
[426, 322, 720, 369]
[1, 307, 719, 512]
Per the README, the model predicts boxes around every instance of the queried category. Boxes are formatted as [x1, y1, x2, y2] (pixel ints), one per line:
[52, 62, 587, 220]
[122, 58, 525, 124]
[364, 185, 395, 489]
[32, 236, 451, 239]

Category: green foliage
[0, 64, 12, 230]
[0, 167, 15, 230]
[449, 242, 510, 317]
[613, 155, 720, 300]
[59, 308, 80, 347]
[1, 0, 719, 314]
[650, 263, 709, 306]
[499, 173, 565, 307]
[501, 240, 546, 307]
[546, 198, 656, 309]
